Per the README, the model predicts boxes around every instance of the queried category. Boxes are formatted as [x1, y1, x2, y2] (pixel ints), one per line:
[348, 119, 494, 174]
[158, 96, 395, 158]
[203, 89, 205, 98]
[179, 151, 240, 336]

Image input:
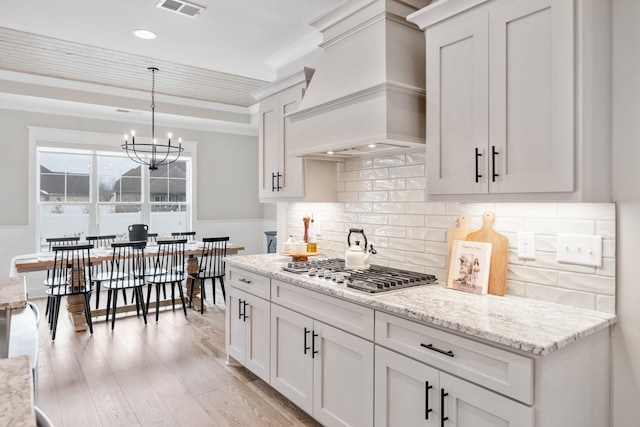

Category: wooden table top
[12, 243, 245, 274]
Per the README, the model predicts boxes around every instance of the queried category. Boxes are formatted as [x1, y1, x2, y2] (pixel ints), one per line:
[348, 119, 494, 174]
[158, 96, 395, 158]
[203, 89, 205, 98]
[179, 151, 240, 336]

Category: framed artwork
[447, 240, 492, 295]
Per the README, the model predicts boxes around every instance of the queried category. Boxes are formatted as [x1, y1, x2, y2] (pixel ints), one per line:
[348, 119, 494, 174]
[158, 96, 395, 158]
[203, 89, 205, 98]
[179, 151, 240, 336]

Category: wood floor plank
[33, 293, 317, 427]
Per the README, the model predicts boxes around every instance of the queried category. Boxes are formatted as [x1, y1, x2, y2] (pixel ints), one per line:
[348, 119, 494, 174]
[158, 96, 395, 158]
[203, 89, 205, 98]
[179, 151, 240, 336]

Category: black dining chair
[171, 231, 196, 240]
[146, 239, 188, 321]
[188, 237, 229, 314]
[43, 236, 81, 316]
[86, 234, 121, 309]
[148, 233, 158, 243]
[104, 241, 147, 330]
[45, 243, 95, 340]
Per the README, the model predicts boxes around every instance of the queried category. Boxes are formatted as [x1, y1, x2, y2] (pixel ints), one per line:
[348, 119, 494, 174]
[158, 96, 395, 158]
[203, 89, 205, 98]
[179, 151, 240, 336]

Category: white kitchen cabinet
[253, 68, 337, 202]
[409, 0, 611, 201]
[270, 303, 374, 427]
[225, 269, 270, 383]
[375, 346, 533, 427]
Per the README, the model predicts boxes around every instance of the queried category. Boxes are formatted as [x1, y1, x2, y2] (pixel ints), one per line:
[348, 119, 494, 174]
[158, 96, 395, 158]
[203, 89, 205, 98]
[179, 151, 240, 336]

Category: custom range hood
[287, 0, 431, 159]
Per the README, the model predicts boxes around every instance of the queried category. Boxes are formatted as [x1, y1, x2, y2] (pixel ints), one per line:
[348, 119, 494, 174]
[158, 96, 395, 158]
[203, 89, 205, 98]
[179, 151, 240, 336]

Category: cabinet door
[244, 293, 270, 384]
[313, 321, 374, 427]
[375, 346, 440, 427]
[277, 86, 305, 198]
[426, 13, 489, 195]
[226, 286, 245, 363]
[270, 304, 314, 414]
[440, 373, 534, 427]
[488, 0, 574, 193]
[258, 95, 280, 198]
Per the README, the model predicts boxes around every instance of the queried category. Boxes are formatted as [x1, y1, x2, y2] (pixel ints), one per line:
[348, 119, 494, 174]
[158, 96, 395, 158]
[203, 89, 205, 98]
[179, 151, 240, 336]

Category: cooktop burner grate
[282, 258, 437, 293]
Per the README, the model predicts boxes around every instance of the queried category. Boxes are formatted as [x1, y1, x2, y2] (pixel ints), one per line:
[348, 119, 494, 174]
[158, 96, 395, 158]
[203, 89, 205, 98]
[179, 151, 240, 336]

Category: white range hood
[287, 0, 431, 159]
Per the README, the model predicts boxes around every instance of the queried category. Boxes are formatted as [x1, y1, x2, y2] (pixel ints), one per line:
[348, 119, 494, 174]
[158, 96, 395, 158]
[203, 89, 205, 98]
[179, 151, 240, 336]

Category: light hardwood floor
[33, 290, 321, 427]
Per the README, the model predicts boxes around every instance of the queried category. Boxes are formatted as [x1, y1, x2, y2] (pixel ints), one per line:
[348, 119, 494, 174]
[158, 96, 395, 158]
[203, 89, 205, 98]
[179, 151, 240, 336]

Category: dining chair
[45, 243, 94, 340]
[146, 239, 188, 321]
[103, 241, 147, 330]
[188, 237, 229, 314]
[171, 231, 196, 240]
[43, 236, 81, 316]
[148, 233, 158, 243]
[86, 234, 121, 309]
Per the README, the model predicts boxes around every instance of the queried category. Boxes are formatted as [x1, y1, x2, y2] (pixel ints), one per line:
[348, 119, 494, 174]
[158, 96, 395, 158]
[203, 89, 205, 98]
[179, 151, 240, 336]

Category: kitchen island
[225, 253, 615, 427]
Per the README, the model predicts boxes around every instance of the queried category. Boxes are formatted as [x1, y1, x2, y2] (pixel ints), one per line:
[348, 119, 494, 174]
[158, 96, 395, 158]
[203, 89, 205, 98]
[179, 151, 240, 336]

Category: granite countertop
[225, 253, 617, 356]
[0, 276, 27, 310]
[0, 356, 36, 426]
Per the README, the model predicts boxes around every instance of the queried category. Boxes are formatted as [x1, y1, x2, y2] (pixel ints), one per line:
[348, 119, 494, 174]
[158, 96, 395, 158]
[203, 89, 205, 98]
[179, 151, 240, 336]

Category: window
[37, 147, 191, 249]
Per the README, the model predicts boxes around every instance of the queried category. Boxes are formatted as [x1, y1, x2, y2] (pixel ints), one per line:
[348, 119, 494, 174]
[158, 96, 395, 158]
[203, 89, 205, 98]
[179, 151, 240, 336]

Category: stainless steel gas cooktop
[282, 258, 437, 293]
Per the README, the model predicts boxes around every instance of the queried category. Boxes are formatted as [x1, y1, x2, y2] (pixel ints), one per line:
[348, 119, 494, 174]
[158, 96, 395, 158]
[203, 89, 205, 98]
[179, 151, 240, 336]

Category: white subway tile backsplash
[358, 168, 388, 180]
[287, 153, 616, 314]
[389, 214, 424, 227]
[372, 202, 406, 214]
[525, 284, 596, 310]
[388, 164, 425, 178]
[389, 190, 425, 202]
[359, 191, 388, 202]
[373, 179, 406, 191]
[389, 237, 425, 252]
[558, 272, 615, 295]
[373, 155, 406, 168]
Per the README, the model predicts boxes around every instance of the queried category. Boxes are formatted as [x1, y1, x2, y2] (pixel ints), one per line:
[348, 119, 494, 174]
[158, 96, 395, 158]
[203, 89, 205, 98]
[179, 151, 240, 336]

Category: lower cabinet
[375, 346, 533, 427]
[270, 303, 374, 427]
[226, 286, 270, 383]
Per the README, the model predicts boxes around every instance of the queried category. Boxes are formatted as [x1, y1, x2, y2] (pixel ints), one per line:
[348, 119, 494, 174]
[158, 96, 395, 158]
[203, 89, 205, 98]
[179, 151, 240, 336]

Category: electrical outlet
[556, 233, 603, 267]
[517, 232, 536, 259]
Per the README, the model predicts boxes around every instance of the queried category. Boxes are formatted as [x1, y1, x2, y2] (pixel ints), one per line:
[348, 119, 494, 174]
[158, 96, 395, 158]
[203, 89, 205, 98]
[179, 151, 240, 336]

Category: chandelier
[121, 67, 184, 170]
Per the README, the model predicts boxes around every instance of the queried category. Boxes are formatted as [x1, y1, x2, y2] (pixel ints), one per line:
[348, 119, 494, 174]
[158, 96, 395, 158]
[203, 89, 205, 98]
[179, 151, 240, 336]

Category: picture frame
[447, 240, 493, 295]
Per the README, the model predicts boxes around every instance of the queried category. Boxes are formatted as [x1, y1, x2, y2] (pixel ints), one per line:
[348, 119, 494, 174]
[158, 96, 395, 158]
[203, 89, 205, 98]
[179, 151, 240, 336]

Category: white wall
[611, 0, 640, 424]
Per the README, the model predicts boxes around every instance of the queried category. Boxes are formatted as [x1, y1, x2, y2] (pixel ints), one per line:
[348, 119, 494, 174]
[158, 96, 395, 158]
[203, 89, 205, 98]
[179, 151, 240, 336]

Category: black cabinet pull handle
[421, 343, 454, 358]
[425, 381, 433, 420]
[441, 388, 449, 426]
[491, 145, 499, 182]
[312, 331, 319, 358]
[238, 299, 243, 320]
[304, 327, 311, 355]
[475, 147, 483, 183]
[271, 172, 276, 192]
[239, 278, 252, 284]
[276, 172, 283, 191]
[242, 301, 249, 321]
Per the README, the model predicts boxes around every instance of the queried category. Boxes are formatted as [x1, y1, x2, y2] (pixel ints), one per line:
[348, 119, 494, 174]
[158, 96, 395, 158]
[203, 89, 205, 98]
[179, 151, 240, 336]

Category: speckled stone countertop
[0, 356, 36, 426]
[0, 276, 27, 310]
[225, 254, 617, 356]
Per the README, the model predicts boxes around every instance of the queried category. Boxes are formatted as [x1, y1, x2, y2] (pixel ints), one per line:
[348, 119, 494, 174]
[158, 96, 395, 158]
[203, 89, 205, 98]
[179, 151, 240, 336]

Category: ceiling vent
[156, 0, 204, 18]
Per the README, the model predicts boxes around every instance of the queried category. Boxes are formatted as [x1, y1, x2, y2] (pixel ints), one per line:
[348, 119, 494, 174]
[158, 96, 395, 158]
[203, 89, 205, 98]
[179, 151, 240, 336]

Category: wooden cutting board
[465, 212, 509, 296]
[446, 215, 470, 281]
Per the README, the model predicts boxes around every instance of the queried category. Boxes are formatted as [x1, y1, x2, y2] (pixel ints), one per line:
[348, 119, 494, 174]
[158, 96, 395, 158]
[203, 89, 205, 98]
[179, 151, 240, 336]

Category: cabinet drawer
[227, 267, 270, 300]
[271, 280, 374, 340]
[375, 311, 533, 404]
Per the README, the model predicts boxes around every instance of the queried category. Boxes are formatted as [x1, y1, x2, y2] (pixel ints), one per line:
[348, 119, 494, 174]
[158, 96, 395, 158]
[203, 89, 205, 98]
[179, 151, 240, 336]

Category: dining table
[11, 241, 244, 332]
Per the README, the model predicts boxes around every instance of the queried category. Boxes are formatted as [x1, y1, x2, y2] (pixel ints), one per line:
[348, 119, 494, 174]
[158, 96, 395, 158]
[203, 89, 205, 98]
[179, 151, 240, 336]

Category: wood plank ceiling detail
[0, 27, 268, 108]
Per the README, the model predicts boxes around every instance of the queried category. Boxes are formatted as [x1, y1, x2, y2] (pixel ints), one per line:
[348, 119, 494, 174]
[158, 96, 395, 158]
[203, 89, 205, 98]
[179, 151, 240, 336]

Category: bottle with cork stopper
[307, 215, 317, 253]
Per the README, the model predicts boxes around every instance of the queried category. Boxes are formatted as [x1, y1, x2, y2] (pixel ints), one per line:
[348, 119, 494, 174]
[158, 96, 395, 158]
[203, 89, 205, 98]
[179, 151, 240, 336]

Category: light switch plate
[556, 233, 603, 267]
[517, 232, 536, 259]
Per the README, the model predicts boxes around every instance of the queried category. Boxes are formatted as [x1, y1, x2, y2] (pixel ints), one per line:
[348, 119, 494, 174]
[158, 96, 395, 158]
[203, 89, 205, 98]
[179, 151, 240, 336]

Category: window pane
[40, 152, 91, 202]
[39, 203, 90, 250]
[98, 157, 141, 202]
[149, 161, 188, 202]
[98, 204, 142, 240]
[150, 204, 188, 238]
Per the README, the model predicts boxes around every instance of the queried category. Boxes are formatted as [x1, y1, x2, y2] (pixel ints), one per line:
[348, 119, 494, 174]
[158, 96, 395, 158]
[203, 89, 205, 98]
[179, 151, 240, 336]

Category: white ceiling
[0, 0, 342, 132]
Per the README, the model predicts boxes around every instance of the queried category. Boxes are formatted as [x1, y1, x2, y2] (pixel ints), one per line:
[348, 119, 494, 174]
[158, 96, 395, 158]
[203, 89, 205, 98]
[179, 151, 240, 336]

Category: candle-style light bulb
[124, 134, 128, 144]
[131, 130, 135, 144]
[168, 133, 172, 146]
[153, 138, 157, 145]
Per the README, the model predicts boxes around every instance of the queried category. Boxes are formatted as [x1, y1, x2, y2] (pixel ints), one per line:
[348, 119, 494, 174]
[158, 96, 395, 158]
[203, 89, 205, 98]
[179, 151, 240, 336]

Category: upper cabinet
[409, 0, 612, 201]
[253, 68, 337, 203]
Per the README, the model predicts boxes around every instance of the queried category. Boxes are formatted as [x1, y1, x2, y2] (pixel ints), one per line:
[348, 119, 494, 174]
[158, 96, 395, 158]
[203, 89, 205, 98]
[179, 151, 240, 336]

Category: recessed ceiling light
[133, 29, 158, 40]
